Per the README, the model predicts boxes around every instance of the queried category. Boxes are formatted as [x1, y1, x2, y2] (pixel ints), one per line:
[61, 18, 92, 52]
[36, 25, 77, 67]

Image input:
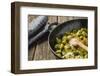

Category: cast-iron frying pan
[48, 19, 87, 59]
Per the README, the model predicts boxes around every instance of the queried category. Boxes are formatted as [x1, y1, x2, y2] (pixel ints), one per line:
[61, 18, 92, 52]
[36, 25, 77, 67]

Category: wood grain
[28, 44, 36, 60]
[34, 16, 57, 60]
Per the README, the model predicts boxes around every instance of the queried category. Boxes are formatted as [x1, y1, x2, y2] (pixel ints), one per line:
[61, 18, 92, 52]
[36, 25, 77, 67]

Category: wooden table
[28, 15, 86, 61]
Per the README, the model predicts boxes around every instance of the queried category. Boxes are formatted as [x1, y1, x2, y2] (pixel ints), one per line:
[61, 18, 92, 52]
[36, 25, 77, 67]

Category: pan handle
[28, 22, 58, 46]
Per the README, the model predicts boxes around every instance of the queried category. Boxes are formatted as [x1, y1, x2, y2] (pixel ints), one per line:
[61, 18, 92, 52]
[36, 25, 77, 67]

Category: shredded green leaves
[55, 28, 88, 59]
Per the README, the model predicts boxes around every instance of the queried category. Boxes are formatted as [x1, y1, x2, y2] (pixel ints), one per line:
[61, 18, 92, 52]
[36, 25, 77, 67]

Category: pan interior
[49, 19, 88, 58]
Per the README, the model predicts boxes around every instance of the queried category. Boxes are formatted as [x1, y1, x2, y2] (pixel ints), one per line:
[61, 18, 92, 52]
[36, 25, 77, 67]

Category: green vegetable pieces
[54, 28, 88, 59]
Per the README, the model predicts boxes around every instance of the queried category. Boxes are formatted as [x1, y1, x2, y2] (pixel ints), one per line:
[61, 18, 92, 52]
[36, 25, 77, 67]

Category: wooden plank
[73, 17, 87, 19]
[34, 16, 57, 60]
[28, 15, 37, 23]
[58, 16, 68, 23]
[48, 16, 58, 23]
[34, 40, 56, 60]
[28, 15, 38, 60]
[67, 16, 74, 20]
[58, 16, 74, 23]
[28, 44, 36, 60]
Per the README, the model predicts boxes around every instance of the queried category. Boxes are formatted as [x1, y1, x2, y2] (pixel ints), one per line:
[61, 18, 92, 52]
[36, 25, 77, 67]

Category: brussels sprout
[82, 31, 86, 36]
[56, 50, 61, 53]
[64, 44, 71, 50]
[79, 36, 83, 40]
[59, 43, 64, 49]
[84, 54, 88, 58]
[62, 39, 67, 44]
[62, 35, 67, 40]
[56, 53, 62, 57]
[56, 37, 61, 43]
[67, 35, 72, 39]
[54, 28, 88, 59]
[63, 52, 74, 59]
[54, 44, 60, 49]
[73, 50, 80, 56]
[76, 31, 81, 36]
[62, 51, 66, 55]
[75, 55, 83, 59]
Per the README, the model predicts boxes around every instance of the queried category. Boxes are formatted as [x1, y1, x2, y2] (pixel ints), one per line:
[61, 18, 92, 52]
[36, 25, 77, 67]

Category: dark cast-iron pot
[29, 19, 88, 59]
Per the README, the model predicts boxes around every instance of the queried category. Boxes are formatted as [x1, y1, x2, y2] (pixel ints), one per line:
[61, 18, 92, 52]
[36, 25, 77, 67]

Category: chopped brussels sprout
[54, 28, 88, 59]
